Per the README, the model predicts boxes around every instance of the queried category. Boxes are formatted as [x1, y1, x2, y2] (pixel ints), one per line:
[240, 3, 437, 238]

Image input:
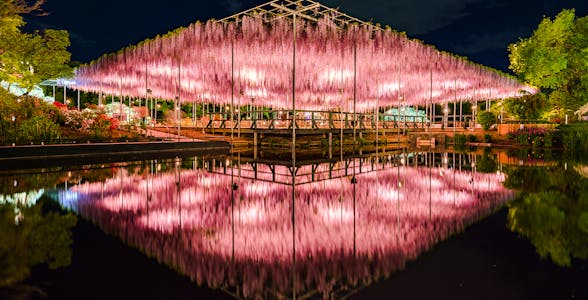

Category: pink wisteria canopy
[73, 0, 535, 112]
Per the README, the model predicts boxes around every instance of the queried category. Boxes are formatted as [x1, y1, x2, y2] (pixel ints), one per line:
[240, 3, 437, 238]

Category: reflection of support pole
[253, 131, 258, 159]
[353, 43, 357, 146]
[328, 132, 332, 159]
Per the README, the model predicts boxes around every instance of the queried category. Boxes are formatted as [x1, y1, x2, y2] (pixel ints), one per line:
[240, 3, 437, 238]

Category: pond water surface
[0, 150, 586, 299]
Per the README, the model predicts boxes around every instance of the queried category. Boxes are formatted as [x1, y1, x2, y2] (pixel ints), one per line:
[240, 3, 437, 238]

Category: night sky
[23, 0, 588, 72]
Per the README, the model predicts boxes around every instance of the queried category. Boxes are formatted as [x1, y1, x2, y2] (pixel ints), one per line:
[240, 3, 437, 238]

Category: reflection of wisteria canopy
[73, 3, 534, 112]
[60, 161, 512, 298]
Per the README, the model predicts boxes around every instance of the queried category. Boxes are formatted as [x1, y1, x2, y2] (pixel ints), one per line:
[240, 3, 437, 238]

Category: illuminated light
[239, 67, 265, 84]
[318, 69, 353, 84]
[320, 207, 353, 223]
[377, 82, 403, 96]
[13, 180, 18, 187]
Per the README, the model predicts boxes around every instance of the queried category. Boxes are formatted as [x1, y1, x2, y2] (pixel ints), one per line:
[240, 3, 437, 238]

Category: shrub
[477, 111, 496, 130]
[477, 153, 498, 173]
[468, 134, 477, 142]
[558, 124, 588, 152]
[532, 136, 542, 148]
[453, 134, 466, 146]
[483, 134, 492, 143]
[544, 132, 553, 148]
[17, 115, 61, 144]
[508, 127, 556, 147]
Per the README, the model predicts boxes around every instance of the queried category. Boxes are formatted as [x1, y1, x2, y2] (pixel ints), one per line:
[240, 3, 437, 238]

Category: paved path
[145, 129, 201, 142]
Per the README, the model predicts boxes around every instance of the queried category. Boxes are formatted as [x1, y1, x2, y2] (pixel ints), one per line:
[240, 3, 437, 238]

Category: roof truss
[218, 0, 381, 31]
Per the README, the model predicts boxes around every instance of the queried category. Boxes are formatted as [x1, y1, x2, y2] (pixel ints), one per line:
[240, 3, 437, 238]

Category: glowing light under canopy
[73, 1, 535, 112]
[57, 157, 513, 298]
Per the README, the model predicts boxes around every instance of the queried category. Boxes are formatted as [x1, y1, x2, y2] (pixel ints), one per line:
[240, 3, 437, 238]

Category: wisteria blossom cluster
[73, 16, 535, 112]
[58, 158, 513, 298]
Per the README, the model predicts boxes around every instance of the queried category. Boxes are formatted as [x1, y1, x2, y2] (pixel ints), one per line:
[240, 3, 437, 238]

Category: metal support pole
[231, 40, 235, 144]
[290, 13, 297, 300]
[177, 61, 181, 141]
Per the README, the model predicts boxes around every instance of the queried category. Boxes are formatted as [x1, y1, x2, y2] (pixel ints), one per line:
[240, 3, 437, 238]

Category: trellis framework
[71, 0, 535, 114]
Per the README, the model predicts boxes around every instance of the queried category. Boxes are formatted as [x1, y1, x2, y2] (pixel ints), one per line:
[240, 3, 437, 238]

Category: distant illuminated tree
[508, 9, 588, 119]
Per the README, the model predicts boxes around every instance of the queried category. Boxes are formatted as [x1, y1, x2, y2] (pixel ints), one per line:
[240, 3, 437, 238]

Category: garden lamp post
[11, 115, 16, 145]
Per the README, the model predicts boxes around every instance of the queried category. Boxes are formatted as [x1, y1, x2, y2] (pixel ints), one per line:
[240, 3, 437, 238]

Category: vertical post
[453, 78, 457, 133]
[429, 67, 432, 131]
[77, 89, 80, 111]
[52, 85, 56, 101]
[231, 40, 235, 143]
[397, 60, 401, 141]
[290, 13, 297, 300]
[63, 85, 66, 106]
[145, 62, 148, 130]
[127, 95, 131, 128]
[99, 82, 103, 107]
[177, 60, 181, 141]
[353, 42, 357, 145]
[119, 78, 123, 126]
[460, 99, 463, 125]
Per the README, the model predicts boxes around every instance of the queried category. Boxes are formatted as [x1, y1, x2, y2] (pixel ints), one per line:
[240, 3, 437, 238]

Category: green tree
[501, 93, 549, 120]
[508, 9, 588, 120]
[0, 0, 72, 92]
[0, 1, 44, 33]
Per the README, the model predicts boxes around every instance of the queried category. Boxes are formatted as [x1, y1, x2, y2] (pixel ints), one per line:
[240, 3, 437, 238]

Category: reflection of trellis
[219, 0, 381, 32]
[58, 152, 510, 300]
[207, 152, 477, 185]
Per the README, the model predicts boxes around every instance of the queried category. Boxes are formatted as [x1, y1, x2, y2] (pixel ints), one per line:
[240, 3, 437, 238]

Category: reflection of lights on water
[381, 189, 404, 201]
[59, 190, 80, 211]
[238, 206, 266, 224]
[55, 159, 513, 299]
